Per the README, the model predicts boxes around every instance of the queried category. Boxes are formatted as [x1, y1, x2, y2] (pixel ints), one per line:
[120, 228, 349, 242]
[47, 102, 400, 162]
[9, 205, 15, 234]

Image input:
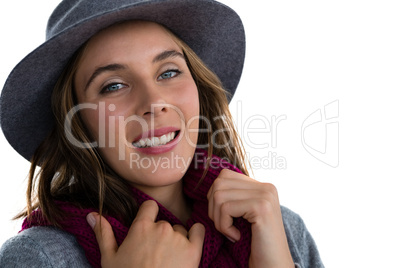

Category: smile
[132, 131, 178, 148]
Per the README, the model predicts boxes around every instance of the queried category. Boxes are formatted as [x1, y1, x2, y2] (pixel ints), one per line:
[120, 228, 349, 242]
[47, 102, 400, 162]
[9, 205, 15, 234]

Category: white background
[1, 1, 402, 267]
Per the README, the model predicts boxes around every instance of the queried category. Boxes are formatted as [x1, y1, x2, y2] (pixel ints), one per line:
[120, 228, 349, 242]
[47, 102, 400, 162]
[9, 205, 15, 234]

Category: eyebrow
[84, 50, 185, 91]
[85, 64, 126, 91]
[152, 50, 185, 63]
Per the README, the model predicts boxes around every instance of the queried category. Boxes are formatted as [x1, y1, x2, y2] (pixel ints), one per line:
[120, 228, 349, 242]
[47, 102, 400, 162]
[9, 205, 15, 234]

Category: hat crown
[47, 0, 150, 39]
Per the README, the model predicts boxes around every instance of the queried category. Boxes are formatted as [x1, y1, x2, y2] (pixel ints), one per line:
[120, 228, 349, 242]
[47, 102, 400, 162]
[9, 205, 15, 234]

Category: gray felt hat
[0, 0, 245, 161]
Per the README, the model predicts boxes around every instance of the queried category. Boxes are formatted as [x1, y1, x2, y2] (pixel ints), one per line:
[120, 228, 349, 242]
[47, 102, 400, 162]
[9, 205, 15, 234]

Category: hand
[87, 200, 205, 268]
[207, 169, 294, 268]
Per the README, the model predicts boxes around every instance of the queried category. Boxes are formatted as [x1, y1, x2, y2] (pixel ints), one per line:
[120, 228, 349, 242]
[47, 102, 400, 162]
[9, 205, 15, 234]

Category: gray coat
[0, 206, 324, 267]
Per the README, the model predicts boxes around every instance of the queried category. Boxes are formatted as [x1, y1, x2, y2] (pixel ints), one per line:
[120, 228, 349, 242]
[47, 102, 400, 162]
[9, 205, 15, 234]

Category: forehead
[79, 20, 180, 63]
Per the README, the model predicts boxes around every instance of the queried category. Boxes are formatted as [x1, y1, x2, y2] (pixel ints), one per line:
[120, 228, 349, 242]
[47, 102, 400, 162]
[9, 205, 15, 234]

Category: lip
[133, 126, 180, 143]
[132, 126, 181, 155]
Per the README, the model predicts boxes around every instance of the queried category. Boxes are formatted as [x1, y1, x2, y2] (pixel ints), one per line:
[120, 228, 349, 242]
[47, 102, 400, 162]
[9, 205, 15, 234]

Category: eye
[101, 83, 126, 94]
[158, 69, 181, 80]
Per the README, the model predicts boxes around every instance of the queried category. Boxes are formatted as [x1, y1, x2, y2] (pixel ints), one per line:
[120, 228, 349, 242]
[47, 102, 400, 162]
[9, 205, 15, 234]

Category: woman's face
[74, 21, 199, 191]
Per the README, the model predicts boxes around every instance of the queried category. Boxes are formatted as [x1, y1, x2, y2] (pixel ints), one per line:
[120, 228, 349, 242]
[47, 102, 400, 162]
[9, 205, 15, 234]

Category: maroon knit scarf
[21, 149, 251, 267]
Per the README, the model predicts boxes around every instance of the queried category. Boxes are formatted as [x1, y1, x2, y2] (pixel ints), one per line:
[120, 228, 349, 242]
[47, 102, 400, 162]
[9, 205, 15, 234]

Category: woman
[0, 0, 323, 267]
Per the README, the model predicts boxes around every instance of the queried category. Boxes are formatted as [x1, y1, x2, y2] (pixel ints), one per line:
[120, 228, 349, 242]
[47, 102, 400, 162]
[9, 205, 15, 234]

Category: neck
[135, 181, 192, 224]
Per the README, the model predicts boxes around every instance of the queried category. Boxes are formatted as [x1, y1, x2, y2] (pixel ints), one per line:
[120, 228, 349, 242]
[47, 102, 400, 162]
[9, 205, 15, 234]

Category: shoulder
[0, 226, 91, 268]
[280, 206, 325, 268]
[281, 206, 310, 235]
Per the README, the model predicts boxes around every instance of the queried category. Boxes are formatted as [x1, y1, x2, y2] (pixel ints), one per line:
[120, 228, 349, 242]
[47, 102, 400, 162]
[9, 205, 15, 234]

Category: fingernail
[225, 236, 236, 243]
[86, 213, 96, 229]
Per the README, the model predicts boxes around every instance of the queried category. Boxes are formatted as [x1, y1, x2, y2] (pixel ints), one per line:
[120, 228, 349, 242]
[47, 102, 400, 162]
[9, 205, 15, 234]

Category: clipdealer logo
[301, 100, 339, 168]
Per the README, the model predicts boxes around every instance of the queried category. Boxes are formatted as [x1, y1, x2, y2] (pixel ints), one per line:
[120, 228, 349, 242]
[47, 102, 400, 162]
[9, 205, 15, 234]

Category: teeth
[139, 139, 146, 147]
[160, 135, 166, 144]
[152, 137, 159, 146]
[133, 131, 176, 148]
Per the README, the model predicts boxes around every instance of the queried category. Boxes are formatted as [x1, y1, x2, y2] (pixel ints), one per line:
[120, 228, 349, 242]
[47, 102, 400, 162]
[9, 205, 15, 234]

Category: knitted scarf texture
[21, 149, 251, 267]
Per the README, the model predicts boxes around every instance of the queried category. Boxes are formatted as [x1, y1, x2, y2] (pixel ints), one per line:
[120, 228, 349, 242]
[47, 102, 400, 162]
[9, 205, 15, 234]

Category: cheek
[79, 106, 126, 166]
[179, 80, 199, 118]
[79, 109, 100, 141]
[185, 97, 199, 136]
[78, 103, 126, 146]
[180, 82, 200, 144]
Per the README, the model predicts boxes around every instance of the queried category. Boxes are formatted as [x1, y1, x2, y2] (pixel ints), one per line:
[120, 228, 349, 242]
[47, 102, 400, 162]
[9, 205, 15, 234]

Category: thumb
[188, 223, 205, 252]
[86, 212, 118, 260]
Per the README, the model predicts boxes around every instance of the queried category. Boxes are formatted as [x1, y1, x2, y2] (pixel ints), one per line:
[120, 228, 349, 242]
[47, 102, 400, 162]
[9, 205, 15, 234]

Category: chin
[126, 166, 187, 189]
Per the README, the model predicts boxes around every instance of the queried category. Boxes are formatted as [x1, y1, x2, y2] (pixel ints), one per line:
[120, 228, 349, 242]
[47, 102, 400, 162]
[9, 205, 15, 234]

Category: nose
[135, 82, 168, 117]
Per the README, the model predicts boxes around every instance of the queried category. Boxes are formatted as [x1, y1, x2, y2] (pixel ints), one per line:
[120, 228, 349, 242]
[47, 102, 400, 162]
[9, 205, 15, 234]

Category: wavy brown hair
[18, 23, 248, 227]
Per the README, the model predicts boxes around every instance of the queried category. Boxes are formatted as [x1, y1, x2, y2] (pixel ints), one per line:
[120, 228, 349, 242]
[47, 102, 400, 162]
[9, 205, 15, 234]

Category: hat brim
[0, 0, 245, 161]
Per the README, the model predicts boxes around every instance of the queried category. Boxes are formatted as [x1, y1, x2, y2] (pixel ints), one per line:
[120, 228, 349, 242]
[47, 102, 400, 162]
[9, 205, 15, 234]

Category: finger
[209, 196, 242, 242]
[134, 200, 159, 223]
[218, 202, 242, 241]
[208, 188, 263, 220]
[172, 224, 188, 236]
[188, 223, 205, 251]
[208, 185, 252, 218]
[217, 169, 257, 183]
[86, 212, 118, 259]
[218, 198, 276, 241]
[207, 172, 258, 199]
